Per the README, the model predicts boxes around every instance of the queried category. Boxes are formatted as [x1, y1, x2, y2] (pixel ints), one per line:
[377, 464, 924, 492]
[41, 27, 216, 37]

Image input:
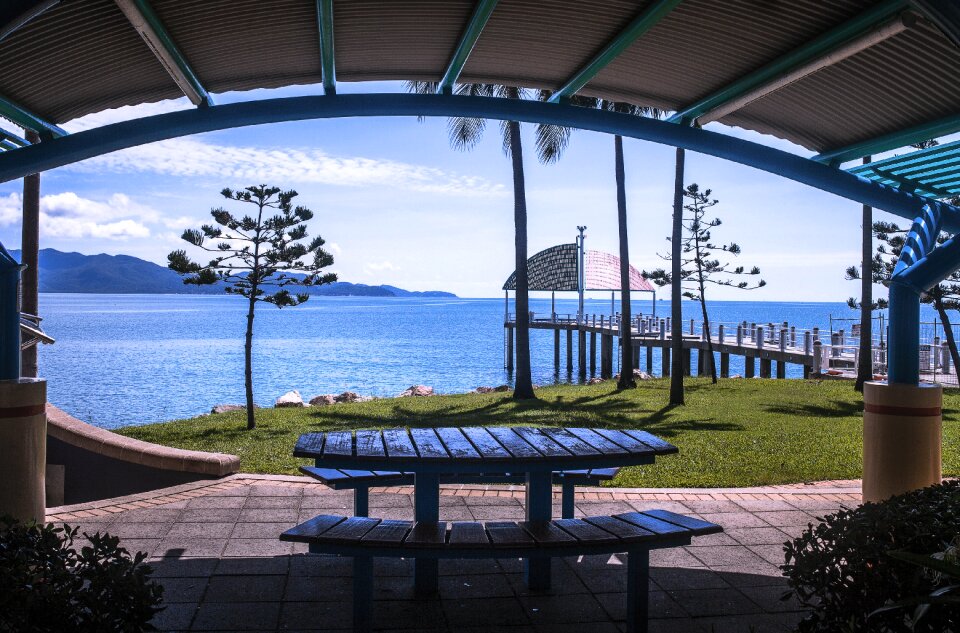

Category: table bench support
[561, 481, 575, 519]
[414, 472, 439, 597]
[353, 554, 374, 633]
[354, 487, 369, 518]
[524, 471, 553, 590]
[626, 549, 650, 633]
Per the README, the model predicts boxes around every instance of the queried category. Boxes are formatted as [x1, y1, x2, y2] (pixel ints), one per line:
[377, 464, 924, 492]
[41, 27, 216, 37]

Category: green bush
[783, 479, 960, 632]
[0, 517, 163, 632]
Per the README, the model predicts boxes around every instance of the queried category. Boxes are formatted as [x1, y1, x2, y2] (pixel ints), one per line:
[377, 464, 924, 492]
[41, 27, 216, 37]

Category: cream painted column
[863, 381, 941, 503]
[0, 378, 47, 521]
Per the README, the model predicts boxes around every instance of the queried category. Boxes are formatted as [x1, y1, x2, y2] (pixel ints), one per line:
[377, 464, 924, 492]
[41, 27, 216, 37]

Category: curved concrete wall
[46, 405, 240, 505]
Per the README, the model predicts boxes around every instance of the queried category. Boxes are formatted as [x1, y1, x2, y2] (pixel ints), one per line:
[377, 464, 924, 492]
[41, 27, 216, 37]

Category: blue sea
[33, 294, 942, 429]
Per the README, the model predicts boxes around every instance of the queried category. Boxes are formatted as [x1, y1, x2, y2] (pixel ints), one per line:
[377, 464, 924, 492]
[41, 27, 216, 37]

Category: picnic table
[293, 425, 678, 594]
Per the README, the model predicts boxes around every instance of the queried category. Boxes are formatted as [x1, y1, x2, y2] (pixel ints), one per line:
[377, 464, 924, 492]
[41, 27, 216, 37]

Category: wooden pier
[500, 313, 942, 381]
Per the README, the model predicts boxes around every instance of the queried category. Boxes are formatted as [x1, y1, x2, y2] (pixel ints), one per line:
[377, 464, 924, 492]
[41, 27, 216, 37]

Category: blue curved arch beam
[0, 92, 957, 230]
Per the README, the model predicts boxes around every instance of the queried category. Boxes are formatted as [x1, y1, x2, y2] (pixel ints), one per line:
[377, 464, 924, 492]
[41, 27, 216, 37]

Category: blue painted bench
[300, 465, 620, 518]
[281, 509, 721, 633]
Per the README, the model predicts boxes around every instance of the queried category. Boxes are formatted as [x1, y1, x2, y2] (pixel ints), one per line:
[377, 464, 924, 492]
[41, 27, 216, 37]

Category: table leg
[524, 470, 552, 590]
[413, 472, 439, 597]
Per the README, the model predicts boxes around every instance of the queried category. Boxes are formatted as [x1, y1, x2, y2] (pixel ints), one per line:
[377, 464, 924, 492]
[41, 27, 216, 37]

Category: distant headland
[11, 248, 457, 297]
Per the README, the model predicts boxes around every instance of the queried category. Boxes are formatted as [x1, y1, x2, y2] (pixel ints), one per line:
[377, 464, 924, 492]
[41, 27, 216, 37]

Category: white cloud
[327, 242, 343, 255]
[0, 192, 153, 240]
[62, 99, 193, 133]
[364, 260, 398, 276]
[67, 138, 506, 196]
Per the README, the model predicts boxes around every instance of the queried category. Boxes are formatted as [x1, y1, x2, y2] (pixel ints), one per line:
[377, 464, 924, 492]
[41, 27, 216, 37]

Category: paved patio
[46, 475, 861, 632]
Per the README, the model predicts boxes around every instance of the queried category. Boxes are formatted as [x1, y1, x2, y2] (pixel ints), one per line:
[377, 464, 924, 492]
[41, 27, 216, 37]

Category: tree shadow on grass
[761, 400, 863, 418]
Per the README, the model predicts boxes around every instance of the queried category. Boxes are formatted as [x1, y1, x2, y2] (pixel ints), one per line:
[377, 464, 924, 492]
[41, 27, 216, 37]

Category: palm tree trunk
[614, 135, 635, 389]
[244, 291, 257, 430]
[934, 297, 960, 382]
[856, 156, 873, 392]
[509, 119, 535, 399]
[669, 147, 685, 405]
[20, 130, 40, 378]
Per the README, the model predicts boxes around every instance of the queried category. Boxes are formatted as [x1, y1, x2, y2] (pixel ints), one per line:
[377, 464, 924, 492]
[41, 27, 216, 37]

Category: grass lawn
[118, 378, 960, 488]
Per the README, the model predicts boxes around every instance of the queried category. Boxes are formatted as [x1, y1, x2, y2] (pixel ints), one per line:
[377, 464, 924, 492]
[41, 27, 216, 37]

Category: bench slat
[322, 516, 381, 542]
[436, 428, 481, 459]
[449, 522, 490, 547]
[293, 433, 324, 457]
[615, 512, 689, 536]
[281, 514, 346, 541]
[519, 520, 577, 546]
[621, 430, 679, 454]
[361, 519, 412, 545]
[382, 428, 418, 458]
[513, 427, 571, 458]
[298, 466, 351, 483]
[590, 428, 657, 454]
[554, 518, 620, 544]
[405, 521, 447, 546]
[340, 469, 377, 478]
[642, 509, 723, 535]
[356, 430, 386, 457]
[487, 427, 542, 458]
[486, 521, 536, 547]
[460, 427, 512, 459]
[324, 431, 354, 457]
[582, 515, 656, 543]
[409, 428, 450, 460]
[542, 428, 600, 456]
[565, 428, 629, 454]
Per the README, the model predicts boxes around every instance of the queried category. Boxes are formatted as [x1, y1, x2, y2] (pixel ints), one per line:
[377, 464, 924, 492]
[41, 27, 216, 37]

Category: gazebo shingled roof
[0, 0, 959, 158]
[502, 244, 655, 292]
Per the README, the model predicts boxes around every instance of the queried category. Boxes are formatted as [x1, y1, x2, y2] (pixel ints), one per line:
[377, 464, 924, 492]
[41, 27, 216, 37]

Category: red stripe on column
[0, 403, 45, 418]
[864, 403, 941, 417]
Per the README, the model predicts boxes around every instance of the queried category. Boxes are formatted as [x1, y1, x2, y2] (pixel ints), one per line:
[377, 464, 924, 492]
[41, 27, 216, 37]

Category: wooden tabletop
[294, 426, 677, 473]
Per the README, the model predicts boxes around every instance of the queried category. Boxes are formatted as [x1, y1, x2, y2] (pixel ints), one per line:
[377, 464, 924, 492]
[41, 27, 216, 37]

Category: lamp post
[576, 226, 586, 323]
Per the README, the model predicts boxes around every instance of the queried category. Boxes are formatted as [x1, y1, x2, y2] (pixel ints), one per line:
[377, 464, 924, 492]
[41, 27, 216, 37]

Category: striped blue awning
[848, 140, 960, 200]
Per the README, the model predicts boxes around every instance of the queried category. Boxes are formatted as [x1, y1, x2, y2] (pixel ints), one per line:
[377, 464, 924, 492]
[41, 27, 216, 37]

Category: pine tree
[168, 185, 337, 429]
[643, 184, 765, 384]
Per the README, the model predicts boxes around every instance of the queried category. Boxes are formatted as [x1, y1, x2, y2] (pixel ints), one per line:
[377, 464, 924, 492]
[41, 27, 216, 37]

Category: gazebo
[0, 0, 958, 523]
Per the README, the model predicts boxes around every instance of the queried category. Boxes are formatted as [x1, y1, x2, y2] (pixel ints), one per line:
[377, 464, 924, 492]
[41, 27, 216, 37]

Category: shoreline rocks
[275, 390, 304, 408]
[398, 385, 434, 397]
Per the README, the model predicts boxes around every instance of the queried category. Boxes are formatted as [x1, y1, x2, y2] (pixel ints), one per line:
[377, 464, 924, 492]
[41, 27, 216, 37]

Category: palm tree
[407, 83, 572, 399]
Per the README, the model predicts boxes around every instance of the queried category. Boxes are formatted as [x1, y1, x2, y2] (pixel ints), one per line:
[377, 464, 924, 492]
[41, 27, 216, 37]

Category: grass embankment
[119, 378, 960, 488]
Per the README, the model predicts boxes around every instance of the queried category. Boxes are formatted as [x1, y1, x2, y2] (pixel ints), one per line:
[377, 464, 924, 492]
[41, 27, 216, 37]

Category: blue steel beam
[317, 0, 336, 95]
[0, 94, 66, 138]
[547, 0, 683, 104]
[114, 0, 212, 107]
[0, 140, 17, 151]
[0, 127, 27, 146]
[814, 111, 960, 165]
[0, 93, 957, 229]
[438, 0, 498, 95]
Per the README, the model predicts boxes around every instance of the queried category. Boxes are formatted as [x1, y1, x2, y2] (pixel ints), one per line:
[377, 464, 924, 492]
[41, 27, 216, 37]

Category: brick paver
[46, 475, 860, 632]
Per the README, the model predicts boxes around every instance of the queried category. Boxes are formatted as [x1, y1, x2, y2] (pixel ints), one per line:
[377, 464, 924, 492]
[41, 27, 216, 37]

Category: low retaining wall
[46, 405, 240, 505]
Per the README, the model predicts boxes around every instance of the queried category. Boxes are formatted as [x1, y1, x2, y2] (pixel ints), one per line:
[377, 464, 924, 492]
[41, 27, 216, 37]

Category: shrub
[0, 517, 163, 632]
[782, 479, 960, 632]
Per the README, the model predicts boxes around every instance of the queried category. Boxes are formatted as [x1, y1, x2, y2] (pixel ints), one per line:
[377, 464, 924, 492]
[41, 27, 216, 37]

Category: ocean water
[33, 293, 932, 429]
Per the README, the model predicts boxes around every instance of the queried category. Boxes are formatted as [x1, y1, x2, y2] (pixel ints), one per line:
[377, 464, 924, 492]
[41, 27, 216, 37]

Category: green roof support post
[668, 0, 908, 125]
[815, 112, 960, 166]
[114, 0, 212, 107]
[0, 242, 23, 379]
[547, 0, 683, 104]
[0, 95, 66, 139]
[317, 0, 336, 95]
[437, 0, 499, 95]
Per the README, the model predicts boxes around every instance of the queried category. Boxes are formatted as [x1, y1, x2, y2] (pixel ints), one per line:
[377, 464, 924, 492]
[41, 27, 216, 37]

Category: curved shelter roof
[0, 0, 959, 160]
[502, 244, 654, 292]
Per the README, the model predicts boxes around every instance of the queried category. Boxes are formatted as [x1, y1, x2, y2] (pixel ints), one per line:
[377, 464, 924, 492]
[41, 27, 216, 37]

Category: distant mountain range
[9, 249, 456, 297]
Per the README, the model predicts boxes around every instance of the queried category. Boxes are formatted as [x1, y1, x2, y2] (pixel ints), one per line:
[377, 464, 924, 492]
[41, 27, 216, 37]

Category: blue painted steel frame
[0, 93, 957, 230]
[0, 243, 23, 380]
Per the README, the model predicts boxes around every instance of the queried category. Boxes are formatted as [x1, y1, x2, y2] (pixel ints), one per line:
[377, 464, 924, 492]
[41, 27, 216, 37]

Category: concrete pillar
[683, 348, 692, 376]
[505, 327, 514, 371]
[662, 346, 670, 377]
[760, 358, 772, 378]
[720, 353, 729, 378]
[646, 344, 653, 374]
[600, 334, 613, 379]
[578, 329, 587, 378]
[776, 360, 786, 379]
[0, 378, 47, 522]
[566, 329, 573, 372]
[744, 355, 755, 378]
[590, 331, 597, 374]
[863, 381, 942, 503]
[553, 329, 560, 371]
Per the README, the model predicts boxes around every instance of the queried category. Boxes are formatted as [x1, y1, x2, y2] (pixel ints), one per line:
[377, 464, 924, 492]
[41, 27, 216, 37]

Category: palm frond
[449, 116, 486, 151]
[535, 123, 571, 164]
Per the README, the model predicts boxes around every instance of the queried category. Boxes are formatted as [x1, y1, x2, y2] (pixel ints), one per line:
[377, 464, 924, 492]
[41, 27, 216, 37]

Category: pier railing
[504, 312, 959, 385]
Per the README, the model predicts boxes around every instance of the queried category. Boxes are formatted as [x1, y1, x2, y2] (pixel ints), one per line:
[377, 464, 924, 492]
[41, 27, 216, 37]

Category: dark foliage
[0, 518, 163, 632]
[783, 480, 960, 632]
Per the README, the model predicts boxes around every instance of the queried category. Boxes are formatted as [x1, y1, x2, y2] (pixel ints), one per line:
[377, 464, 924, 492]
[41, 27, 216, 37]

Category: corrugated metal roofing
[0, 0, 958, 154]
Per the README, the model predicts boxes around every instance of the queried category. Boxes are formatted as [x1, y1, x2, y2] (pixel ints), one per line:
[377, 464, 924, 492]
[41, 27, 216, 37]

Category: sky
[0, 80, 925, 301]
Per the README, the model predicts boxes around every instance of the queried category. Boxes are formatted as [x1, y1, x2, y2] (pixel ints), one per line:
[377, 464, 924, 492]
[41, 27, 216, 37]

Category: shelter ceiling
[0, 0, 958, 154]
